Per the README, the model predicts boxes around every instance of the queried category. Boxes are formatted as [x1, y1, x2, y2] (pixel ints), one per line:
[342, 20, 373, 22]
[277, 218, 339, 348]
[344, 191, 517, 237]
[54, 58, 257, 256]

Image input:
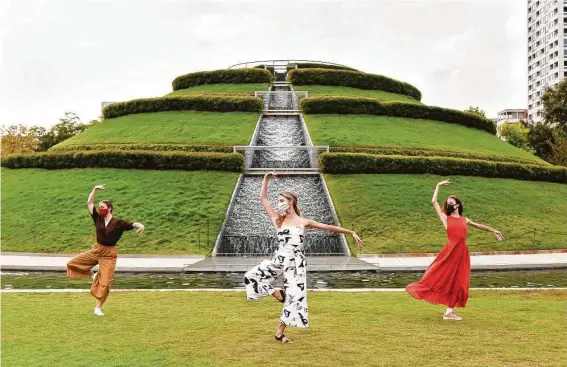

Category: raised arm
[260, 172, 278, 221]
[87, 184, 105, 214]
[304, 219, 364, 248]
[432, 179, 450, 229]
[466, 218, 504, 240]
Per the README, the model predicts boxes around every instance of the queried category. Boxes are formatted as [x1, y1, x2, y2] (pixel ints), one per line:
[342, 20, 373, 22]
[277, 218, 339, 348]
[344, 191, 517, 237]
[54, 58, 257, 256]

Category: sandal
[275, 334, 293, 344]
[442, 312, 463, 321]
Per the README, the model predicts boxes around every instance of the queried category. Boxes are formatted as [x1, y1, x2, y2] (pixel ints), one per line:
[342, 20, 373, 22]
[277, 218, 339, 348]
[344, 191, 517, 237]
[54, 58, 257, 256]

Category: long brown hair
[276, 191, 301, 228]
[441, 195, 463, 216]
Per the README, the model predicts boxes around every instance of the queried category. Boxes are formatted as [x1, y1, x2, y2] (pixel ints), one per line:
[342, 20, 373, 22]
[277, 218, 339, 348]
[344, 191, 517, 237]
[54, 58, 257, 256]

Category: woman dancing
[406, 179, 504, 320]
[67, 184, 145, 316]
[244, 172, 363, 344]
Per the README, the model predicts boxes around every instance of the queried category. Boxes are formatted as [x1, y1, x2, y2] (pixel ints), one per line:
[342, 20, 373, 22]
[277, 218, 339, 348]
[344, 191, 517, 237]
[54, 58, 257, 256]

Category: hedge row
[172, 69, 272, 90]
[1, 151, 243, 172]
[301, 96, 497, 134]
[102, 96, 262, 119]
[255, 63, 357, 71]
[330, 146, 544, 166]
[289, 69, 422, 101]
[50, 143, 233, 153]
[319, 153, 567, 183]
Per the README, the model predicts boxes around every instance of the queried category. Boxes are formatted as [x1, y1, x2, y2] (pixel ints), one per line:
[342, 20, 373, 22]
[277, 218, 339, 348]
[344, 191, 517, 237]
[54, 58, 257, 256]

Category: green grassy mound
[305, 114, 541, 163]
[299, 85, 421, 104]
[325, 174, 567, 254]
[53, 111, 258, 150]
[1, 168, 239, 254]
[2, 291, 565, 367]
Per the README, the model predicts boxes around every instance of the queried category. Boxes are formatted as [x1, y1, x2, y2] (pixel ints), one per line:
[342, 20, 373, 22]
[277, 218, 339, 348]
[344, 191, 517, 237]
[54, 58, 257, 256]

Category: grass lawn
[2, 291, 565, 367]
[305, 114, 542, 163]
[55, 111, 259, 148]
[300, 85, 422, 104]
[325, 174, 567, 254]
[1, 169, 239, 254]
[167, 83, 270, 96]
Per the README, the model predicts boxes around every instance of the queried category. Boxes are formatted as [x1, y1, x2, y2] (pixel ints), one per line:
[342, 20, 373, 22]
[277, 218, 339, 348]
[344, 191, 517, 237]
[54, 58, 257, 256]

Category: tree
[0, 125, 39, 154]
[528, 122, 556, 162]
[499, 121, 531, 151]
[464, 106, 486, 118]
[528, 78, 567, 166]
[549, 134, 567, 166]
[541, 77, 567, 132]
[35, 112, 89, 151]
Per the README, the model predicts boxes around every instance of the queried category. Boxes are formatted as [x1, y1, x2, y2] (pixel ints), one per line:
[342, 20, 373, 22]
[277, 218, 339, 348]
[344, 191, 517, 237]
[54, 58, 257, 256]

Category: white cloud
[0, 0, 529, 127]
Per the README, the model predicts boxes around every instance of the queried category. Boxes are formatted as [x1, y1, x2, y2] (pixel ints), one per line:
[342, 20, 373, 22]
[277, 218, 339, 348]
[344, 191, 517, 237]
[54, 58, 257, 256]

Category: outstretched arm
[87, 184, 105, 214]
[260, 172, 278, 221]
[467, 218, 504, 240]
[305, 219, 364, 248]
[432, 179, 450, 229]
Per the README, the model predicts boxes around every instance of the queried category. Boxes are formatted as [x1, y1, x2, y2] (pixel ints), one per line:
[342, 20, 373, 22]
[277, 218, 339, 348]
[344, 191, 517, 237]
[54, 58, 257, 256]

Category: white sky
[0, 0, 527, 128]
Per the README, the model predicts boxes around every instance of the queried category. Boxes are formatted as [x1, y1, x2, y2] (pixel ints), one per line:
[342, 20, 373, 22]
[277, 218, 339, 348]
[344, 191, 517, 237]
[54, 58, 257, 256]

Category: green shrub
[330, 146, 543, 165]
[50, 143, 233, 153]
[255, 63, 357, 71]
[301, 96, 496, 134]
[172, 69, 272, 90]
[102, 96, 262, 119]
[1, 150, 243, 172]
[289, 69, 421, 101]
[319, 153, 567, 183]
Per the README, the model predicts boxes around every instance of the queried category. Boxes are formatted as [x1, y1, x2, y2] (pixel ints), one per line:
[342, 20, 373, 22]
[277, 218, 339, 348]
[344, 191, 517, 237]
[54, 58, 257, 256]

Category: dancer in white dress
[244, 172, 363, 344]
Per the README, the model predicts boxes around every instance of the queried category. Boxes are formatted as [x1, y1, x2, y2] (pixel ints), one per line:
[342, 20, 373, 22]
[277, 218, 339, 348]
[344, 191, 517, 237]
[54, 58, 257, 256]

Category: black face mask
[446, 203, 459, 214]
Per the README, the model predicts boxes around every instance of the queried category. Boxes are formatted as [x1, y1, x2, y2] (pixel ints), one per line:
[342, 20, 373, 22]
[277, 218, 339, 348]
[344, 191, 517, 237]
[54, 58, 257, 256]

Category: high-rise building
[527, 0, 567, 123]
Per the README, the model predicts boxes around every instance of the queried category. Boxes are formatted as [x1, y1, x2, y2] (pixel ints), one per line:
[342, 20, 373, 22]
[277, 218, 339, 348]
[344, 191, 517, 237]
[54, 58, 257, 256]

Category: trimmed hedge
[172, 69, 272, 90]
[50, 143, 233, 153]
[289, 69, 422, 101]
[331, 146, 545, 166]
[319, 153, 567, 183]
[1, 151, 243, 172]
[102, 95, 262, 119]
[301, 96, 497, 134]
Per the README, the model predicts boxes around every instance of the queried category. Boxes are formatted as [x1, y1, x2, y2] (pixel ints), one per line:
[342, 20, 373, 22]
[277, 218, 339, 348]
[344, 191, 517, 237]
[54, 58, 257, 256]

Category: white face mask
[277, 202, 290, 215]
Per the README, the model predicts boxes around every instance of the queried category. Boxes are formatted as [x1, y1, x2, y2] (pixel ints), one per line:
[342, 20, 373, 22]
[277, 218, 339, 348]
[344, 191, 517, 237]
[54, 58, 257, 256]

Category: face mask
[99, 207, 109, 217]
[446, 203, 459, 214]
[277, 202, 290, 215]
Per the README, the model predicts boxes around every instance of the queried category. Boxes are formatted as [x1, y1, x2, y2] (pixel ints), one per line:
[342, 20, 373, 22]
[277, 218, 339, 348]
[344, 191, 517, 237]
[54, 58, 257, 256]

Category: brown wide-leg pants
[67, 243, 117, 303]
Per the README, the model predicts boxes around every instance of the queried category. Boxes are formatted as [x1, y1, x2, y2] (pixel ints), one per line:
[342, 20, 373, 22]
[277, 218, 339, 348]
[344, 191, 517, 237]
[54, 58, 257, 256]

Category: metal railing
[227, 59, 353, 69]
[233, 146, 329, 172]
[254, 91, 308, 98]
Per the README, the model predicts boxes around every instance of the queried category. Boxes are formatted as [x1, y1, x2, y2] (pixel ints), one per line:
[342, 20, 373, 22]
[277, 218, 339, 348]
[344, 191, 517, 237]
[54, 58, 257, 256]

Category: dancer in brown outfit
[67, 184, 144, 316]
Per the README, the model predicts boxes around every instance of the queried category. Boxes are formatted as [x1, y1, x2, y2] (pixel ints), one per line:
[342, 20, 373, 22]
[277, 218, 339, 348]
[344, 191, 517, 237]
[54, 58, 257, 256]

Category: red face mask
[99, 207, 109, 217]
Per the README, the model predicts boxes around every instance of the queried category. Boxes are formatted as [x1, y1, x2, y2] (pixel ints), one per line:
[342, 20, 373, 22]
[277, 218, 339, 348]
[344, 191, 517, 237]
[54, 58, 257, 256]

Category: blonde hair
[276, 191, 301, 228]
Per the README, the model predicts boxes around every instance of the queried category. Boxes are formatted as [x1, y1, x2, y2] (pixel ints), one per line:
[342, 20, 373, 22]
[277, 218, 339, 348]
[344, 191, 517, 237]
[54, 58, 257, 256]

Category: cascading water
[215, 175, 344, 255]
[215, 82, 348, 256]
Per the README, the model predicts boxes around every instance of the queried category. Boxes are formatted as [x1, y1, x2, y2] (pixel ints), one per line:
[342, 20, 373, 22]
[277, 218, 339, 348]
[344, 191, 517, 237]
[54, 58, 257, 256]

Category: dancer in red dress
[406, 179, 504, 320]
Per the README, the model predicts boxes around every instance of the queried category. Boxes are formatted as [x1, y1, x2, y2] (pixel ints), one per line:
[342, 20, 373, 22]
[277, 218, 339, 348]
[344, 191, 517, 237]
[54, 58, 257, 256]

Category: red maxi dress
[406, 216, 470, 308]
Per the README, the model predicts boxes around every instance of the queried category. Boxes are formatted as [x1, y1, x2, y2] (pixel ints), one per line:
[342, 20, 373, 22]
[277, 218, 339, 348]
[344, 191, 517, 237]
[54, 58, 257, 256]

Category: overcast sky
[0, 0, 526, 128]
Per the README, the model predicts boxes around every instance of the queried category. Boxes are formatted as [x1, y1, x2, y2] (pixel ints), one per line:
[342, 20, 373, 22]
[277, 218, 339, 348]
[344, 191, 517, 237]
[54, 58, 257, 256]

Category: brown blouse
[91, 209, 134, 246]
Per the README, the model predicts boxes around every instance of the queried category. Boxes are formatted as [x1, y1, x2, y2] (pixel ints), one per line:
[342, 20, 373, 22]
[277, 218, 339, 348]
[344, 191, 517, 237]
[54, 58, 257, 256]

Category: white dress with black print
[244, 225, 308, 328]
